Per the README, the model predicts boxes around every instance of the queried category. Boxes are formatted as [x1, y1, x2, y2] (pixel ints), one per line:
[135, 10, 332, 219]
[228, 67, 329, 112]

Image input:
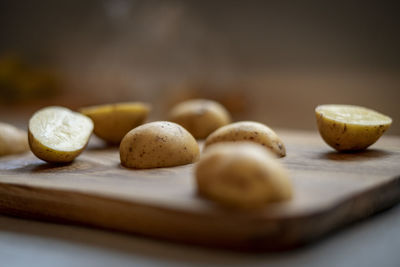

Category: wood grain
[0, 130, 399, 251]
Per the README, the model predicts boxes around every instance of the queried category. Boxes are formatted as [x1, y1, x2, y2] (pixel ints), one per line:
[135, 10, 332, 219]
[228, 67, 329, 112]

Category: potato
[120, 121, 200, 169]
[168, 99, 231, 139]
[28, 106, 93, 163]
[315, 104, 392, 151]
[79, 102, 150, 144]
[204, 121, 286, 157]
[196, 142, 292, 208]
[0, 122, 29, 156]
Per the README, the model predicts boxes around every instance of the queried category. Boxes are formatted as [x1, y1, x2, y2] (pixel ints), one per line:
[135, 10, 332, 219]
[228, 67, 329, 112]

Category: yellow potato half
[120, 121, 200, 169]
[0, 122, 29, 156]
[204, 121, 286, 157]
[168, 99, 231, 139]
[29, 106, 93, 163]
[315, 104, 392, 151]
[196, 142, 292, 208]
[79, 102, 150, 144]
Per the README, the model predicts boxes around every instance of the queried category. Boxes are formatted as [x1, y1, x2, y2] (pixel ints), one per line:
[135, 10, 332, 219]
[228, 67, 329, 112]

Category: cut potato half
[196, 142, 292, 208]
[120, 121, 199, 169]
[315, 104, 392, 151]
[204, 121, 286, 157]
[168, 99, 231, 139]
[79, 102, 150, 144]
[0, 122, 29, 156]
[29, 106, 93, 163]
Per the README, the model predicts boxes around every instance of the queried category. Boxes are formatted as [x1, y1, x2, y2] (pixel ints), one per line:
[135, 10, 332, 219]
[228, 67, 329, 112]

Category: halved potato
[196, 142, 292, 208]
[168, 99, 231, 139]
[79, 102, 150, 144]
[0, 122, 29, 156]
[29, 106, 93, 163]
[315, 104, 392, 151]
[120, 121, 200, 169]
[204, 121, 286, 157]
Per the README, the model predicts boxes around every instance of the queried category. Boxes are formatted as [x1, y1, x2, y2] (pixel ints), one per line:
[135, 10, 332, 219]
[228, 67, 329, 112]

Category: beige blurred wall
[1, 1, 399, 134]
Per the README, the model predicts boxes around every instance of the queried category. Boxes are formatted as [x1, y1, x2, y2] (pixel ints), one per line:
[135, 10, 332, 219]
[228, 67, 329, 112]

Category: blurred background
[0, 0, 399, 133]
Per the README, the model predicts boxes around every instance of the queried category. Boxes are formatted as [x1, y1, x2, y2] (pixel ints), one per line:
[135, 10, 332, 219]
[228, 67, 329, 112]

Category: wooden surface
[0, 130, 399, 251]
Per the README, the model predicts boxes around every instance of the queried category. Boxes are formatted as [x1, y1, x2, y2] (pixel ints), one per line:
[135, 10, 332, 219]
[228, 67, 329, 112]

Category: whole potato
[120, 121, 200, 169]
[315, 104, 392, 151]
[0, 122, 29, 156]
[168, 99, 231, 139]
[29, 106, 93, 163]
[204, 121, 286, 157]
[196, 142, 292, 208]
[79, 102, 150, 144]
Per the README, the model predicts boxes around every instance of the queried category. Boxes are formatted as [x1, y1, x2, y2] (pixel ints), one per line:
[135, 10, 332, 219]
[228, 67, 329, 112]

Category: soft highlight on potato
[168, 99, 231, 139]
[120, 121, 200, 169]
[79, 102, 150, 144]
[196, 142, 292, 208]
[0, 122, 29, 156]
[204, 121, 286, 157]
[315, 104, 392, 151]
[28, 106, 93, 163]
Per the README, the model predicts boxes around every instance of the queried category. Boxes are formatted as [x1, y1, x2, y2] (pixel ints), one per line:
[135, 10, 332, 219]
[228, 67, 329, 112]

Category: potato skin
[315, 106, 392, 151]
[204, 121, 286, 157]
[80, 102, 150, 144]
[168, 99, 231, 139]
[0, 122, 29, 156]
[196, 142, 292, 208]
[120, 121, 200, 169]
[28, 130, 86, 163]
[316, 114, 390, 151]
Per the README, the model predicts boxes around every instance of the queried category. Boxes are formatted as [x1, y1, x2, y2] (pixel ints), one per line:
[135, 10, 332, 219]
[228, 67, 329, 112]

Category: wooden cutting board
[0, 130, 399, 251]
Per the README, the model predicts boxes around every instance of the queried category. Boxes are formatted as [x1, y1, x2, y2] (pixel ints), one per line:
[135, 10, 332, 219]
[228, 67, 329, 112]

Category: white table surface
[1, 204, 400, 267]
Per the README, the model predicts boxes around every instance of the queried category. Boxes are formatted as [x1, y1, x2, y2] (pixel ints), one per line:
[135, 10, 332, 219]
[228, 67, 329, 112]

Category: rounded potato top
[29, 106, 93, 152]
[80, 102, 150, 116]
[196, 142, 292, 208]
[120, 121, 200, 169]
[79, 102, 150, 144]
[168, 99, 231, 139]
[204, 121, 286, 157]
[0, 122, 29, 156]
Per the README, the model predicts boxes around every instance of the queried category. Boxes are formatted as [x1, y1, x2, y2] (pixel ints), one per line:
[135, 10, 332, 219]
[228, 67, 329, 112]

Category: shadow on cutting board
[8, 159, 99, 174]
[319, 149, 393, 162]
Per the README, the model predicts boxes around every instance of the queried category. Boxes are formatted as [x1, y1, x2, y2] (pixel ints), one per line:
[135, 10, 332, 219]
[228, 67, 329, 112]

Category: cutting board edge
[0, 175, 399, 251]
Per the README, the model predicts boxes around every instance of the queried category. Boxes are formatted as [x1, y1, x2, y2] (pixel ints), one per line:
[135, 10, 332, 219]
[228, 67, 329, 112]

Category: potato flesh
[29, 107, 93, 151]
[316, 105, 392, 125]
